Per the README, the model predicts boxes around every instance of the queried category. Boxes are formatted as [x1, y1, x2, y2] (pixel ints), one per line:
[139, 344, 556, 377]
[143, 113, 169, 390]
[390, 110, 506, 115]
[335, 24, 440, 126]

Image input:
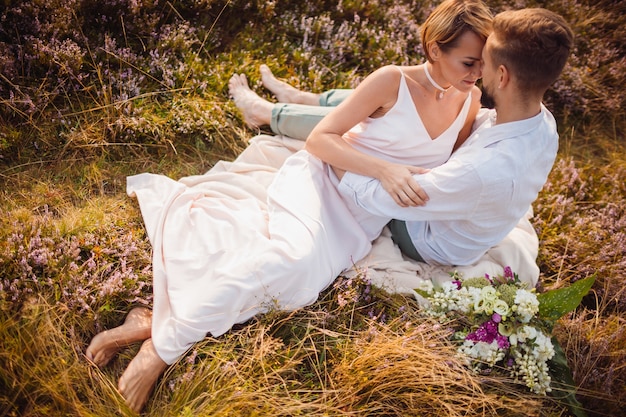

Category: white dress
[127, 68, 472, 364]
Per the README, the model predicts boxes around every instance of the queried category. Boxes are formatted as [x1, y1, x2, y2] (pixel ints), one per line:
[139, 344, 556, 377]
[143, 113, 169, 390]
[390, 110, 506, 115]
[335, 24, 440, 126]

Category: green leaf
[414, 288, 431, 299]
[537, 275, 595, 321]
[548, 337, 588, 417]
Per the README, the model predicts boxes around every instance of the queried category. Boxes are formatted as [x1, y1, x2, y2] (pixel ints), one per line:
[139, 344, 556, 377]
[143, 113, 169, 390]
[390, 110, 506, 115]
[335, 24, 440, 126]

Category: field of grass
[1, 0, 625, 416]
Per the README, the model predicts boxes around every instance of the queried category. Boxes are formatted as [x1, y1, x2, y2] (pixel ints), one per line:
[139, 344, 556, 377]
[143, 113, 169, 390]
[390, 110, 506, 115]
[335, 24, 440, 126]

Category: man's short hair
[490, 8, 574, 94]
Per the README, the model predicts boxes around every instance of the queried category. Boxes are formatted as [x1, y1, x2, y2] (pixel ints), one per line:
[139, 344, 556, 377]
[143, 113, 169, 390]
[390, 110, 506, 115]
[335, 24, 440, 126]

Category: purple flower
[466, 319, 500, 344]
[492, 312, 502, 323]
[452, 279, 462, 290]
[484, 320, 498, 335]
[503, 266, 514, 281]
[496, 334, 510, 349]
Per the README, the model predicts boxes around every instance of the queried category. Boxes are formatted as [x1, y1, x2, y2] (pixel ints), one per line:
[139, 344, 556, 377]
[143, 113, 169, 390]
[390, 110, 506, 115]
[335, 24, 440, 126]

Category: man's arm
[338, 157, 482, 221]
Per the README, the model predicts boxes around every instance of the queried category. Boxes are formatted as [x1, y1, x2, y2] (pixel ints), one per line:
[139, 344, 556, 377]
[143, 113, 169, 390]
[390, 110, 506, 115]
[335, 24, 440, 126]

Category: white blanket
[207, 134, 540, 294]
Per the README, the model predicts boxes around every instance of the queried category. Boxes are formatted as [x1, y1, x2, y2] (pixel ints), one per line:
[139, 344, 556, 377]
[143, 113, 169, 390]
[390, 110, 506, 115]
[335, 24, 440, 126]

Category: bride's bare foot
[118, 338, 168, 414]
[260, 64, 321, 105]
[86, 307, 152, 368]
[228, 73, 274, 128]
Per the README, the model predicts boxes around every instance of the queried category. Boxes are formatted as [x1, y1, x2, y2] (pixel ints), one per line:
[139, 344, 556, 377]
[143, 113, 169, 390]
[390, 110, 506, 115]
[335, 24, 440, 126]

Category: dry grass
[0, 285, 567, 417]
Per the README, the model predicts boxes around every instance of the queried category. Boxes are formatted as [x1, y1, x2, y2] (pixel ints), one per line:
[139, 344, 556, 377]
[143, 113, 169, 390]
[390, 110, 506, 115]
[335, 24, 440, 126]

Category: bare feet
[118, 338, 168, 414]
[228, 73, 274, 128]
[86, 307, 152, 367]
[259, 64, 321, 105]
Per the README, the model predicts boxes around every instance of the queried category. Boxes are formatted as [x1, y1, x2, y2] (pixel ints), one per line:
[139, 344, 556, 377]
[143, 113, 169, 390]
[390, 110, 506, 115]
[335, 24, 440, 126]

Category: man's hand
[378, 163, 430, 207]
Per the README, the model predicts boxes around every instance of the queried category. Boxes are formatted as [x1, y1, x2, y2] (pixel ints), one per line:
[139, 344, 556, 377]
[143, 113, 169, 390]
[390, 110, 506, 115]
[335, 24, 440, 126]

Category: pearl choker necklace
[424, 63, 450, 100]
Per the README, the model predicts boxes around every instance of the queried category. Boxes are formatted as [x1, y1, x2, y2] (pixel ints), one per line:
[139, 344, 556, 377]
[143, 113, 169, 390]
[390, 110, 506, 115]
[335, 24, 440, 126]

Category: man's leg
[270, 89, 352, 140]
[259, 64, 321, 105]
[259, 65, 353, 108]
[229, 71, 354, 140]
[319, 89, 353, 107]
[230, 64, 354, 139]
[387, 220, 425, 263]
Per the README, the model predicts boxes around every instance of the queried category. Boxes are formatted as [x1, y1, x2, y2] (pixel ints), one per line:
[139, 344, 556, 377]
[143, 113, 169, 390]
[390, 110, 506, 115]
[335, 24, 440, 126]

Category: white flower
[474, 286, 497, 314]
[481, 285, 498, 300]
[512, 347, 553, 395]
[475, 297, 496, 314]
[516, 325, 538, 343]
[467, 286, 481, 298]
[454, 288, 473, 314]
[459, 340, 504, 367]
[514, 289, 539, 323]
[532, 332, 555, 362]
[466, 286, 482, 307]
[493, 299, 510, 317]
[415, 279, 434, 295]
[441, 281, 459, 294]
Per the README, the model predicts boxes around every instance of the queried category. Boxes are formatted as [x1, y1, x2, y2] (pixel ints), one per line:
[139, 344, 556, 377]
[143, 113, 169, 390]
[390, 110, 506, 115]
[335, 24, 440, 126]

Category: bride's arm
[305, 66, 428, 207]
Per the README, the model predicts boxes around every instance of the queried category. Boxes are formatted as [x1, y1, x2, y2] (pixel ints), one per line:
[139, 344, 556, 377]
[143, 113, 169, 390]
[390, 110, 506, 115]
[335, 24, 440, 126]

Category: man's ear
[497, 65, 510, 89]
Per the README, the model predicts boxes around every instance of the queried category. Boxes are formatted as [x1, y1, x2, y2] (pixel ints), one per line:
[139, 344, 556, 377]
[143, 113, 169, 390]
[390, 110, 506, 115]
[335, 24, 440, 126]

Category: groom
[230, 7, 574, 268]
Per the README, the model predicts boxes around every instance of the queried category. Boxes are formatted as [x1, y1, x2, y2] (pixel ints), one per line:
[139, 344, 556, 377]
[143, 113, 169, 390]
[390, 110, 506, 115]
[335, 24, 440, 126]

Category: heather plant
[535, 157, 626, 309]
[0, 204, 153, 319]
[0, 0, 246, 162]
[533, 156, 626, 415]
[1, 0, 625, 415]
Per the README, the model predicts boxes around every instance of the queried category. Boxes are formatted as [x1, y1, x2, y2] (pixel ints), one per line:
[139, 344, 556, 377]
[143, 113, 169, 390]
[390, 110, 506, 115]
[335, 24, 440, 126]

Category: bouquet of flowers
[416, 267, 594, 396]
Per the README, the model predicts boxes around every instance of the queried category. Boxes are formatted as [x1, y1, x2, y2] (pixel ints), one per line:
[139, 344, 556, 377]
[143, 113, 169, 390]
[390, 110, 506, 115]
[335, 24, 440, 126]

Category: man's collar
[466, 104, 548, 148]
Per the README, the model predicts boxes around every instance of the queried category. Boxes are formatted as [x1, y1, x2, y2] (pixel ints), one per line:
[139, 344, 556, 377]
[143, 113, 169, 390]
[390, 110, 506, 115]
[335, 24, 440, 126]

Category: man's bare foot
[228, 73, 274, 128]
[85, 307, 152, 368]
[260, 64, 321, 105]
[118, 339, 168, 414]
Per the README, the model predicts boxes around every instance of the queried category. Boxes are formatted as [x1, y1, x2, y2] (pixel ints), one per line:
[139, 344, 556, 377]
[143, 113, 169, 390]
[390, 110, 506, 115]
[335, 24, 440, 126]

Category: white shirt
[337, 105, 559, 265]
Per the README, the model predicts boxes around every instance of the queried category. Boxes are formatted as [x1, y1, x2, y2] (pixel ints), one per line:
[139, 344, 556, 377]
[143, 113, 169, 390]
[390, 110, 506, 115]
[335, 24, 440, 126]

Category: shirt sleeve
[338, 157, 482, 221]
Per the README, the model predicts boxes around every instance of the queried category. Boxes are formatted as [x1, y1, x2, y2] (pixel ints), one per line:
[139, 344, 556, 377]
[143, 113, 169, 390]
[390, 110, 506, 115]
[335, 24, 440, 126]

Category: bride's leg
[118, 338, 168, 414]
[85, 307, 152, 367]
[260, 64, 321, 105]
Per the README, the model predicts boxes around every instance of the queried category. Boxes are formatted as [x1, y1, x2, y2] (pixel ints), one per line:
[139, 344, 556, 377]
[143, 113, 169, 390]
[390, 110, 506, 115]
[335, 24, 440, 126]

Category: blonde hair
[490, 8, 574, 93]
[421, 0, 493, 62]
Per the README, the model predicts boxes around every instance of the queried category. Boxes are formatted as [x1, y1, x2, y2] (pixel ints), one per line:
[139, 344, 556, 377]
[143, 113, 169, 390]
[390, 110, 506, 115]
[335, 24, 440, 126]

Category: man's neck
[494, 89, 543, 125]
[494, 101, 542, 125]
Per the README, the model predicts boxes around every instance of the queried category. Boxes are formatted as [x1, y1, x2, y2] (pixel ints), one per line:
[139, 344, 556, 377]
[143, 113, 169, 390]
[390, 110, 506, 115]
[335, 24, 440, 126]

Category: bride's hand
[379, 163, 430, 207]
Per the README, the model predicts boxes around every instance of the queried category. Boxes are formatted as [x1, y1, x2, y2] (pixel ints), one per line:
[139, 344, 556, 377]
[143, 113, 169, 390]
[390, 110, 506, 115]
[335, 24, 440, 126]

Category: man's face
[480, 34, 497, 109]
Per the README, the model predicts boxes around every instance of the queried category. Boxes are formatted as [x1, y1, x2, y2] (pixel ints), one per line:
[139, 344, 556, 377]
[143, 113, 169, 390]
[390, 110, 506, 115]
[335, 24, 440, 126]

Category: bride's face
[434, 30, 485, 93]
